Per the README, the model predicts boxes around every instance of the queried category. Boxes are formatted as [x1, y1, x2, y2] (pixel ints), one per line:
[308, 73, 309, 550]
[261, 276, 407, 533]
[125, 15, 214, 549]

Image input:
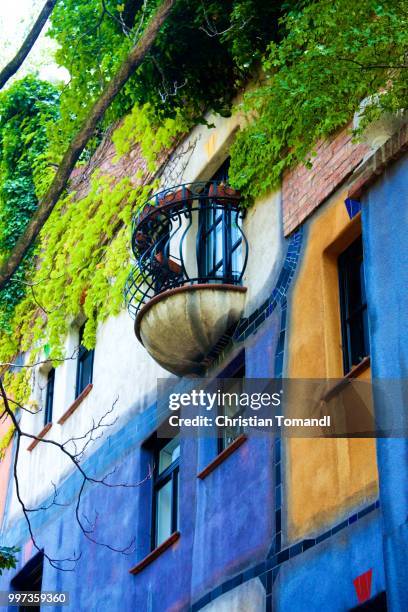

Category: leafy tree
[0, 0, 296, 294]
[229, 0, 408, 197]
[47, 0, 291, 148]
[0, 0, 176, 291]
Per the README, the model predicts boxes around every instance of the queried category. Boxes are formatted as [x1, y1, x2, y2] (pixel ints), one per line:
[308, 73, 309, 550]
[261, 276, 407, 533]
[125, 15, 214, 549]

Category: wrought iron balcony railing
[124, 181, 248, 318]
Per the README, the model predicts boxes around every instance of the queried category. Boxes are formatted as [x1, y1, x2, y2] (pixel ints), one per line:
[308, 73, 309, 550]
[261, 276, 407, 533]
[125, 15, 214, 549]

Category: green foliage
[112, 103, 191, 170]
[0, 546, 19, 575]
[0, 0, 293, 354]
[0, 77, 59, 330]
[2, 0, 407, 404]
[0, 104, 184, 373]
[47, 0, 288, 148]
[229, 0, 408, 198]
[0, 425, 15, 460]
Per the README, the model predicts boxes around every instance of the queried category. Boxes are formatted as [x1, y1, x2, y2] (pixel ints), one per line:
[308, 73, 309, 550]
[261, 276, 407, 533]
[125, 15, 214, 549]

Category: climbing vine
[0, 0, 294, 385]
[0, 77, 59, 331]
[0, 102, 186, 393]
[1, 0, 407, 411]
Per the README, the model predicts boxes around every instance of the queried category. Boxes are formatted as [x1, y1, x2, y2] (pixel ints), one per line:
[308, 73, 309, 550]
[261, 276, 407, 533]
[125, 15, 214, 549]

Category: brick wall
[282, 126, 370, 236]
[348, 123, 408, 199]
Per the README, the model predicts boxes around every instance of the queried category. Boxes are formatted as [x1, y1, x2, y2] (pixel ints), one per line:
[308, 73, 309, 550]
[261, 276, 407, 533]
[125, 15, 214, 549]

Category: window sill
[197, 434, 247, 480]
[57, 383, 93, 425]
[129, 531, 180, 575]
[322, 356, 371, 402]
[27, 422, 53, 452]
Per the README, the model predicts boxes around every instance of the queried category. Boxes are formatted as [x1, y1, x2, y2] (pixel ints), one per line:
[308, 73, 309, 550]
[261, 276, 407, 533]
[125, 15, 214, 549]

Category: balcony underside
[135, 284, 247, 376]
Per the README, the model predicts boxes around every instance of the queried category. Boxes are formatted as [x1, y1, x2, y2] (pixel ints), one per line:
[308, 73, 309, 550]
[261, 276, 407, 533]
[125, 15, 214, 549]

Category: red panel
[353, 569, 373, 603]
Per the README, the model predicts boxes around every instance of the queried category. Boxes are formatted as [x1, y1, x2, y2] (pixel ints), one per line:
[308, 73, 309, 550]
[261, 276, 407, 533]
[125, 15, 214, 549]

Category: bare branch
[0, 377, 152, 569]
[6, 397, 40, 415]
[337, 56, 408, 70]
[101, 0, 132, 37]
[0, 0, 58, 90]
[199, 0, 252, 38]
[0, 347, 80, 370]
[0, 378, 79, 570]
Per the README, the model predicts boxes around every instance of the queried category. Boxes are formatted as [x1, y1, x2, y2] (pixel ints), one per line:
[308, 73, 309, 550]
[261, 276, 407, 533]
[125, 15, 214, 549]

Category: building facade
[0, 108, 407, 612]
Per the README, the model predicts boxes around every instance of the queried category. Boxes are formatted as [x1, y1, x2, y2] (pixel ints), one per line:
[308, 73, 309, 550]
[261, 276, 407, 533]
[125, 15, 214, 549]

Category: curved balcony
[124, 181, 248, 375]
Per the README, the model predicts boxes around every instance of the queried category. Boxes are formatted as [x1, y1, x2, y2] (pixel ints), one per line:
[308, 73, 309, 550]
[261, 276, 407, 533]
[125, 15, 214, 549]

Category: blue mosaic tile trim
[233, 228, 303, 342]
[345, 197, 362, 219]
[274, 299, 287, 380]
[191, 500, 380, 611]
[191, 222, 380, 612]
[272, 299, 287, 556]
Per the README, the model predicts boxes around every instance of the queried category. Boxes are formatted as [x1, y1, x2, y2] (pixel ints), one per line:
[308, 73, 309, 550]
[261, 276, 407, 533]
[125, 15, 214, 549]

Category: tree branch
[337, 56, 408, 70]
[0, 377, 152, 569]
[0, 0, 58, 90]
[0, 0, 175, 291]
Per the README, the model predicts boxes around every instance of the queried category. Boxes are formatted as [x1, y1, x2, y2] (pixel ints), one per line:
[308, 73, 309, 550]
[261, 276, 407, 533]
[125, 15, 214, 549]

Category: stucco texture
[285, 191, 378, 541]
[361, 153, 408, 611]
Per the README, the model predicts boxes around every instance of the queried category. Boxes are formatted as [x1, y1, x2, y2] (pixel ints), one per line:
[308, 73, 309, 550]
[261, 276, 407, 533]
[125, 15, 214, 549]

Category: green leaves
[0, 546, 19, 575]
[2, 0, 406, 401]
[229, 0, 408, 198]
[0, 77, 59, 331]
[0, 102, 179, 367]
[46, 0, 288, 141]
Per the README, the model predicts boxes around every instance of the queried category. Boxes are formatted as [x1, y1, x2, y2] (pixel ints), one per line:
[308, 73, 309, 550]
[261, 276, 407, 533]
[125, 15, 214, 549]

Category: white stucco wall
[8, 311, 171, 520]
[7, 109, 285, 522]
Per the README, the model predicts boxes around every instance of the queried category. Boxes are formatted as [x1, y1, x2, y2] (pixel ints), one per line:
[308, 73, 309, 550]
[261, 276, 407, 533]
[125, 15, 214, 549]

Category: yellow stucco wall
[285, 190, 378, 542]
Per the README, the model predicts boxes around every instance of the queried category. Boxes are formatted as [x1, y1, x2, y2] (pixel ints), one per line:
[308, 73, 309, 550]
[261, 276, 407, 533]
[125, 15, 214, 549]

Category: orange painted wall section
[0, 416, 13, 524]
[285, 190, 378, 542]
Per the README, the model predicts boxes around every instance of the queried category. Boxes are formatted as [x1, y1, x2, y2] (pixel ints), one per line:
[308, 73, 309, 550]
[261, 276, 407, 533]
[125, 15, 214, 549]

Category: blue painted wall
[0, 392, 275, 611]
[362, 152, 408, 612]
[273, 512, 385, 612]
[2, 180, 404, 611]
[0, 328, 387, 612]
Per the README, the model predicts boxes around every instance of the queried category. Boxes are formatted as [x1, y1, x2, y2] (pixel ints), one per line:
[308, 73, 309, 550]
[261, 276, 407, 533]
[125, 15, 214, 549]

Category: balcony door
[198, 160, 243, 283]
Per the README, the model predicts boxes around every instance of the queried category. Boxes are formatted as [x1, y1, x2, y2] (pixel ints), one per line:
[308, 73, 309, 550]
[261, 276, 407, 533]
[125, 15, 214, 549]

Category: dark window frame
[44, 368, 55, 426]
[11, 551, 43, 611]
[151, 436, 180, 551]
[338, 236, 370, 374]
[198, 159, 243, 283]
[349, 591, 387, 611]
[217, 350, 246, 454]
[75, 324, 94, 398]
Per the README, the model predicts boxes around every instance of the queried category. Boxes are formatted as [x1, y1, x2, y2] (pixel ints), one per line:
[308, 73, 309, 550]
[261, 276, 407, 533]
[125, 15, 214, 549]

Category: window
[11, 551, 43, 611]
[218, 351, 245, 453]
[338, 236, 370, 374]
[349, 591, 387, 611]
[10, 353, 24, 374]
[198, 160, 243, 282]
[152, 436, 180, 549]
[44, 368, 55, 425]
[75, 324, 94, 397]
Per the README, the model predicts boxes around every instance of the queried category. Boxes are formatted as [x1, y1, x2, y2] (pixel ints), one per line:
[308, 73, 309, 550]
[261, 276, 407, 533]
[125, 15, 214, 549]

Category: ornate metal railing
[124, 181, 248, 318]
